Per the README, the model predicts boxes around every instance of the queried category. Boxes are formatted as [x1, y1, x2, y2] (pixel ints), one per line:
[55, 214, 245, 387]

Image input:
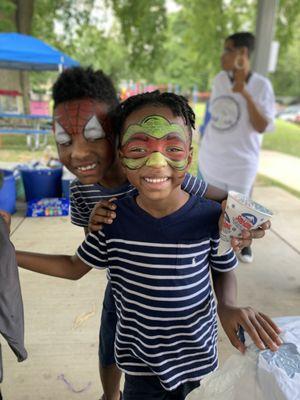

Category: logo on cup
[223, 211, 231, 230]
[234, 213, 257, 230]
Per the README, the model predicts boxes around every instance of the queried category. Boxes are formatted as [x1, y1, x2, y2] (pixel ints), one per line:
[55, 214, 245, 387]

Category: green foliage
[172, 0, 256, 88]
[271, 13, 300, 97]
[67, 24, 131, 83]
[3, 0, 300, 96]
[0, 0, 16, 31]
[262, 120, 300, 158]
[109, 0, 167, 79]
[276, 0, 300, 52]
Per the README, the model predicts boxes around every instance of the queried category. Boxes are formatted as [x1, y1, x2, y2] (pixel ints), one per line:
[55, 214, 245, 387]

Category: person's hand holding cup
[218, 191, 273, 256]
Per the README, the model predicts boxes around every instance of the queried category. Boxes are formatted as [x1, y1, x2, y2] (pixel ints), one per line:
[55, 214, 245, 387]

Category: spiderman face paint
[54, 99, 111, 143]
[53, 99, 116, 185]
[121, 115, 190, 170]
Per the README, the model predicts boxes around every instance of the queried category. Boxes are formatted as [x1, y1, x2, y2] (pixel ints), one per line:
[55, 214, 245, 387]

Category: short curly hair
[113, 90, 195, 143]
[226, 32, 255, 55]
[52, 66, 119, 109]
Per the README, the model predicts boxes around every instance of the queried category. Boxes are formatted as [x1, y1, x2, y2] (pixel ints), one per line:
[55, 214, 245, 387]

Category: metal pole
[252, 0, 278, 76]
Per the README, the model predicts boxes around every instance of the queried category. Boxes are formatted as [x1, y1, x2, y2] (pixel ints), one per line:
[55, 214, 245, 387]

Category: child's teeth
[145, 177, 168, 183]
[78, 163, 96, 171]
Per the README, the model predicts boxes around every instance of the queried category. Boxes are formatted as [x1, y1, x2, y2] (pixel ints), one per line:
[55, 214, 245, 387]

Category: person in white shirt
[198, 32, 275, 263]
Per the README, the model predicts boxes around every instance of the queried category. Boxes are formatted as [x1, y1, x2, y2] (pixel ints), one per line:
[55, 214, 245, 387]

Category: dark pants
[99, 282, 118, 366]
[123, 374, 200, 400]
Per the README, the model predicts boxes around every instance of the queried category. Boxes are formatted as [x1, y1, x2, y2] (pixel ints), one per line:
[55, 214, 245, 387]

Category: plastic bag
[187, 316, 300, 400]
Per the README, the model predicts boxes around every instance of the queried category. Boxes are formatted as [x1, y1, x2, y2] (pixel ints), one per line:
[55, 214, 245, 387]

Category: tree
[109, 0, 167, 80]
[2, 0, 300, 100]
[271, 12, 300, 97]
[0, 0, 15, 31]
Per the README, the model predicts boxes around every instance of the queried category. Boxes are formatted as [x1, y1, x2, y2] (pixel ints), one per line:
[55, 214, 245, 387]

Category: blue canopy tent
[0, 33, 79, 149]
[0, 32, 79, 71]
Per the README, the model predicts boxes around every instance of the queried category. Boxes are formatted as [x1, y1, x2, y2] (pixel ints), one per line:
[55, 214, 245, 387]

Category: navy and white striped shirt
[77, 195, 237, 391]
[70, 173, 207, 227]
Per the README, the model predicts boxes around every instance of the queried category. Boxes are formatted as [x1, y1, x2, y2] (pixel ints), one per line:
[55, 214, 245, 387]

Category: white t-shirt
[198, 71, 275, 190]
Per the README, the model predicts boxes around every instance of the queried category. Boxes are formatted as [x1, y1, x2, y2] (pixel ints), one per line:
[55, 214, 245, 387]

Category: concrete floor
[1, 186, 300, 399]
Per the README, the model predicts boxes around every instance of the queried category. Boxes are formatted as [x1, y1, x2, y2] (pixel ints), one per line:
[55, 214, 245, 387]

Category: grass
[0, 135, 57, 163]
[262, 119, 300, 158]
[255, 174, 300, 199]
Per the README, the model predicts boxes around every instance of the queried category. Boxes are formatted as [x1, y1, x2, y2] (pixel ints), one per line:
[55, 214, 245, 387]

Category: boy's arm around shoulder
[16, 251, 91, 280]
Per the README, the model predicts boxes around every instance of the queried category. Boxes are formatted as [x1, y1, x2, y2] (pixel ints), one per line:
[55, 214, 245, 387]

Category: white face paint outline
[54, 121, 71, 145]
[83, 116, 106, 141]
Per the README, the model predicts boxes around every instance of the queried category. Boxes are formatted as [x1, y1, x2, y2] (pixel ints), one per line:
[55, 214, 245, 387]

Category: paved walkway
[259, 150, 300, 192]
[1, 151, 300, 399]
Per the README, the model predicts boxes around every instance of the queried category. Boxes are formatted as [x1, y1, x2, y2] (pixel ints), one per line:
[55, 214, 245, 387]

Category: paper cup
[218, 191, 273, 255]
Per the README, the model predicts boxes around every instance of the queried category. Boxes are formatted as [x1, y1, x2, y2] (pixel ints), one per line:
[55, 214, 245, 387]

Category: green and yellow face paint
[120, 115, 190, 170]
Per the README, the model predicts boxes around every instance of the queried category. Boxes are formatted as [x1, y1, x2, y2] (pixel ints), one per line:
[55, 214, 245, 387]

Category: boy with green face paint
[121, 115, 190, 171]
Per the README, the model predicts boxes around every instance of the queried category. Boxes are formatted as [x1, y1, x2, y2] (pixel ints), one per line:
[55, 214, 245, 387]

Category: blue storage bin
[62, 179, 71, 198]
[20, 168, 62, 201]
[0, 169, 16, 213]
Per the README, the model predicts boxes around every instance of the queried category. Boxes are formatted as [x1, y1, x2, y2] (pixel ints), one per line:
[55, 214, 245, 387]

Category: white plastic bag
[187, 316, 300, 400]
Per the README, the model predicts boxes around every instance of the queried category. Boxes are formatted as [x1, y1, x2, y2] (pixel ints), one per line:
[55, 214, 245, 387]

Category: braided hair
[52, 66, 119, 110]
[113, 91, 195, 142]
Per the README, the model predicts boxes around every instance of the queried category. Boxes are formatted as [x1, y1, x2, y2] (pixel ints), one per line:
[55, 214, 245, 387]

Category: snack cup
[218, 191, 273, 255]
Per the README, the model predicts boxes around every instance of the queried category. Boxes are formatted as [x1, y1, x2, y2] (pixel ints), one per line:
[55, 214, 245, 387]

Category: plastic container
[20, 168, 62, 202]
[62, 179, 71, 198]
[61, 167, 76, 199]
[26, 198, 69, 217]
[0, 169, 16, 213]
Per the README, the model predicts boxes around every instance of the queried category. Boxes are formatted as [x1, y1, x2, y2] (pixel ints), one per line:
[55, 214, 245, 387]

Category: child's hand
[88, 198, 117, 232]
[232, 80, 245, 93]
[0, 210, 11, 234]
[217, 304, 282, 353]
[220, 200, 271, 252]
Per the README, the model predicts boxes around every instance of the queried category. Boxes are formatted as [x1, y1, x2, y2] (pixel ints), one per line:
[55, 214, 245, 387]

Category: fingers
[239, 312, 266, 351]
[258, 312, 282, 335]
[260, 220, 271, 230]
[93, 200, 117, 215]
[248, 227, 265, 240]
[88, 213, 114, 232]
[227, 329, 246, 354]
[240, 308, 282, 352]
[91, 200, 117, 220]
[88, 222, 103, 232]
[249, 315, 281, 352]
[231, 236, 251, 251]
[88, 199, 118, 232]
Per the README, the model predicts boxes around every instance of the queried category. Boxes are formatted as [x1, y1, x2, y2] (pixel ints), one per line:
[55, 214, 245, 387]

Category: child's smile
[53, 99, 118, 185]
[120, 105, 193, 212]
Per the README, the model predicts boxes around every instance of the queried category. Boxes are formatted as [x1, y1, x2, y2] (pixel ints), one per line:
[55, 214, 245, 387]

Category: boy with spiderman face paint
[11, 91, 281, 400]
[14, 68, 270, 399]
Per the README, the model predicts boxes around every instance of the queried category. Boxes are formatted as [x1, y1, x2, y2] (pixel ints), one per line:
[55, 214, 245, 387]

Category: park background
[1, 1, 300, 398]
[0, 0, 300, 200]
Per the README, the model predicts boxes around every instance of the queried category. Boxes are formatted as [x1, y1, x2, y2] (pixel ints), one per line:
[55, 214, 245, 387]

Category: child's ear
[187, 146, 193, 169]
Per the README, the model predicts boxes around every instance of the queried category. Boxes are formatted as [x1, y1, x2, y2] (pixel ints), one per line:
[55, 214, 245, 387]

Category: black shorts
[99, 281, 117, 367]
[123, 374, 200, 400]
